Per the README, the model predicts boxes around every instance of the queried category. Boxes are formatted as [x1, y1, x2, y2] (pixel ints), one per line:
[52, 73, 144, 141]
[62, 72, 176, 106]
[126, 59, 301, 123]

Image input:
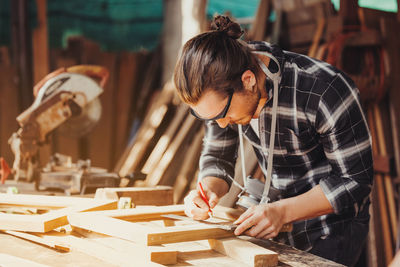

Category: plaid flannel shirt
[198, 41, 373, 251]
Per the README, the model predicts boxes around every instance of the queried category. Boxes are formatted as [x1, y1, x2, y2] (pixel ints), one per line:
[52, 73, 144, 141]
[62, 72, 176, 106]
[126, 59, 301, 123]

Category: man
[173, 15, 373, 266]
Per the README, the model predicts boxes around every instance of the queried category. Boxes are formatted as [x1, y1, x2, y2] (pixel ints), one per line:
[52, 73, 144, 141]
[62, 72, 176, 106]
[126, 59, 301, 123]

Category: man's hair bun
[211, 15, 243, 39]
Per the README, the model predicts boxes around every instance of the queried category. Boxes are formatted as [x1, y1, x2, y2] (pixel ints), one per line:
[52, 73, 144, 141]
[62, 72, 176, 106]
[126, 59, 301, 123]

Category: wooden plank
[208, 237, 278, 267]
[147, 224, 235, 246]
[32, 0, 49, 85]
[113, 52, 140, 164]
[84, 204, 185, 221]
[248, 0, 271, 41]
[173, 127, 204, 203]
[373, 105, 397, 245]
[72, 227, 177, 265]
[0, 195, 117, 232]
[141, 104, 189, 174]
[67, 213, 152, 243]
[145, 114, 198, 186]
[1, 230, 70, 252]
[94, 186, 174, 206]
[0, 193, 116, 209]
[0, 253, 51, 267]
[68, 211, 234, 246]
[367, 107, 393, 265]
[116, 85, 176, 177]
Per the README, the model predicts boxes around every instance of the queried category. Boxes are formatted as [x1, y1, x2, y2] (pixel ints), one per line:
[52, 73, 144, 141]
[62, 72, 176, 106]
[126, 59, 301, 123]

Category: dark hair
[173, 15, 258, 104]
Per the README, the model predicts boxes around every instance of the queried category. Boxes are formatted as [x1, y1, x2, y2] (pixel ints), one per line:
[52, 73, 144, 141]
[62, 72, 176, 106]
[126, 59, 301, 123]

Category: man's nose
[216, 118, 230, 128]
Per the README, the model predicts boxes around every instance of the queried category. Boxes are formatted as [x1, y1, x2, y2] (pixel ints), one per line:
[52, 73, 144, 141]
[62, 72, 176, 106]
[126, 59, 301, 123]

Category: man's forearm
[279, 185, 334, 224]
[201, 176, 230, 198]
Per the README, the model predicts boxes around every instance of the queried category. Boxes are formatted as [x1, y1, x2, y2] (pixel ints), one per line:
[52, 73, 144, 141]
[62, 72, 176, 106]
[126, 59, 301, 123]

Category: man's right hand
[183, 177, 229, 220]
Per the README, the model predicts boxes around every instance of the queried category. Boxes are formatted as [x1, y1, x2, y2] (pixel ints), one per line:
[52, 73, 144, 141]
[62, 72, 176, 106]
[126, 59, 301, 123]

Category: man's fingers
[208, 192, 219, 208]
[184, 190, 211, 220]
[234, 216, 256, 236]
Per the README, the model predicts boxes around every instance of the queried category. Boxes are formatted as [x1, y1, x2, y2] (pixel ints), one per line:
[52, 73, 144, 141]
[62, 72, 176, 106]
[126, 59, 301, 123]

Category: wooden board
[209, 237, 278, 267]
[0, 194, 117, 232]
[67, 212, 234, 246]
[0, 253, 51, 267]
[94, 186, 174, 206]
[78, 204, 185, 221]
[0, 193, 116, 209]
[1, 230, 70, 252]
[72, 227, 177, 265]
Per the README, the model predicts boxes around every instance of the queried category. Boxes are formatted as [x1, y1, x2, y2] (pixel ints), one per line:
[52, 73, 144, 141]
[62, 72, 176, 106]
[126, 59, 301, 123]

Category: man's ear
[241, 70, 256, 91]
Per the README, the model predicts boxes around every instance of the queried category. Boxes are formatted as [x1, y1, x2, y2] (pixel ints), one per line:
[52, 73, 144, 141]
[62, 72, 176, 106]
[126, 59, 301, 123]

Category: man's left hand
[233, 201, 286, 239]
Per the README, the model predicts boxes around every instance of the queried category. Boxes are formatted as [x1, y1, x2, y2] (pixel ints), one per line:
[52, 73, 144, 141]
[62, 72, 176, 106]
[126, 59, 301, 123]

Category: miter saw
[2, 65, 145, 194]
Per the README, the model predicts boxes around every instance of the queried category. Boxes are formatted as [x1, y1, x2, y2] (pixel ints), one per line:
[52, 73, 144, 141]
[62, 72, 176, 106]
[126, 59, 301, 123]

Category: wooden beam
[147, 224, 235, 245]
[32, 0, 49, 85]
[248, 0, 271, 41]
[208, 237, 278, 267]
[0, 193, 117, 209]
[145, 115, 198, 186]
[0, 253, 51, 267]
[95, 186, 174, 206]
[68, 212, 153, 244]
[68, 212, 234, 246]
[71, 227, 177, 265]
[141, 104, 188, 174]
[0, 195, 117, 232]
[1, 230, 70, 252]
[81, 204, 185, 221]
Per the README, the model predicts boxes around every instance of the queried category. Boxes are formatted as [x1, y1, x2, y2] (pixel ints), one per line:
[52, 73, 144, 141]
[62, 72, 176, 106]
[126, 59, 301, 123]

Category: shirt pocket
[284, 127, 318, 156]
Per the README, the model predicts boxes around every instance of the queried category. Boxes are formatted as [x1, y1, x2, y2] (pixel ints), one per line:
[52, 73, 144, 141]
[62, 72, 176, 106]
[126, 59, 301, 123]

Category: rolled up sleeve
[198, 121, 239, 187]
[316, 73, 373, 215]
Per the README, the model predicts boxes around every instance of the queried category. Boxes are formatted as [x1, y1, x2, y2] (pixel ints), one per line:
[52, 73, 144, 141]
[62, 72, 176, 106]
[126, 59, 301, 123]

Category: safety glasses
[190, 90, 234, 121]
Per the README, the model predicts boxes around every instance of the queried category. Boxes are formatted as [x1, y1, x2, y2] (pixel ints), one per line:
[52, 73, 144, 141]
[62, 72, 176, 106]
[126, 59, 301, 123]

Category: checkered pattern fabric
[198, 41, 373, 250]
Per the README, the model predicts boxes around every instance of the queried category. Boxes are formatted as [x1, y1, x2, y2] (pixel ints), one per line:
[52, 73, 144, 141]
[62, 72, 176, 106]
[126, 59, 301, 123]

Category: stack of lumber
[0, 191, 345, 267]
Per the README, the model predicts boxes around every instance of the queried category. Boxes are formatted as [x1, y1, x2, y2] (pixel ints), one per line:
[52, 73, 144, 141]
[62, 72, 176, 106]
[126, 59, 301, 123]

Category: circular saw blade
[57, 98, 102, 138]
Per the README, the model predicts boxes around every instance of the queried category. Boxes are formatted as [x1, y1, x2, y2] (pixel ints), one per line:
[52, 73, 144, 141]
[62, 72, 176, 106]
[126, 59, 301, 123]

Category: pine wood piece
[208, 237, 278, 267]
[1, 230, 70, 252]
[0, 193, 116, 209]
[142, 104, 189, 174]
[116, 84, 176, 177]
[32, 0, 49, 85]
[0, 253, 51, 267]
[83, 204, 185, 221]
[95, 186, 174, 206]
[248, 0, 271, 41]
[145, 114, 198, 186]
[0, 194, 117, 232]
[367, 107, 393, 265]
[68, 212, 234, 246]
[42, 228, 173, 266]
[113, 52, 140, 162]
[373, 105, 397, 246]
[173, 127, 204, 203]
[147, 225, 235, 246]
[308, 17, 326, 58]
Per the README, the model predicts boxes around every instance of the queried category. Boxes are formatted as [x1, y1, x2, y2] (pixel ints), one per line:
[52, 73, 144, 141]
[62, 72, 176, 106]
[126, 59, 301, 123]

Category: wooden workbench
[0, 182, 344, 267]
[0, 232, 344, 267]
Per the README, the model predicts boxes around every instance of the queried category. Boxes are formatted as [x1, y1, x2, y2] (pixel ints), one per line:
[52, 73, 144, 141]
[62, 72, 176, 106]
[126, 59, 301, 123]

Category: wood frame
[0, 193, 117, 232]
[67, 205, 281, 267]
